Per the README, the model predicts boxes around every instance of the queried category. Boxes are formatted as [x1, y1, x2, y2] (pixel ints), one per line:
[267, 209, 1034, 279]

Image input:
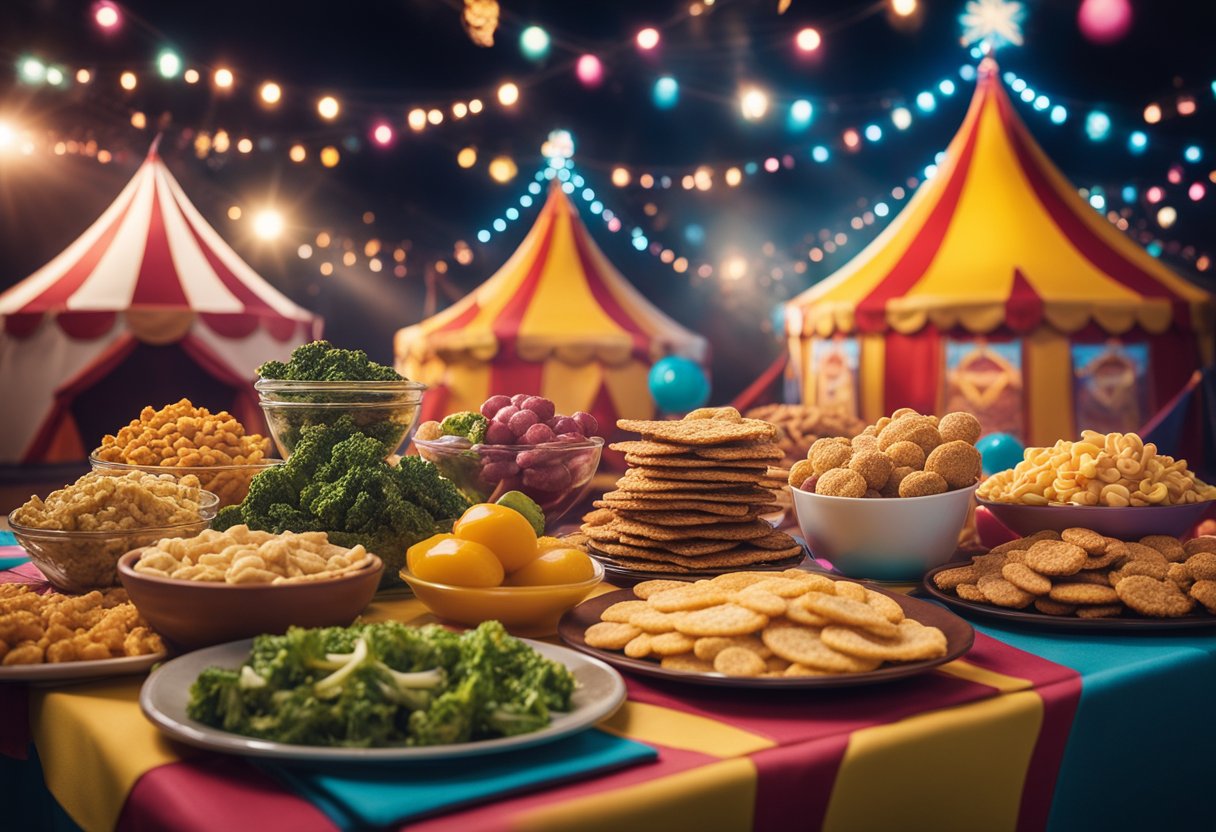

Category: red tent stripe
[17, 186, 140, 312]
[995, 89, 1179, 303]
[853, 89, 985, 332]
[568, 204, 652, 356]
[491, 206, 559, 338]
[130, 183, 189, 307]
[433, 300, 482, 334]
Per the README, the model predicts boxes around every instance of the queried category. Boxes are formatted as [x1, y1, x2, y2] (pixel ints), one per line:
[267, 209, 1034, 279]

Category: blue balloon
[648, 356, 710, 413]
[976, 432, 1025, 476]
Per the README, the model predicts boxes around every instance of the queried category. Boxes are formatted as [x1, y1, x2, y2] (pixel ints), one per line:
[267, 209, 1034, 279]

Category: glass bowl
[398, 559, 604, 637]
[88, 454, 283, 509]
[8, 491, 220, 593]
[116, 549, 383, 649]
[255, 379, 427, 458]
[412, 436, 604, 526]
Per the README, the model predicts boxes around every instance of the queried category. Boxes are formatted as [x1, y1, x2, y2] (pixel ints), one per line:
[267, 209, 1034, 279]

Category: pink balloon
[1078, 0, 1132, 44]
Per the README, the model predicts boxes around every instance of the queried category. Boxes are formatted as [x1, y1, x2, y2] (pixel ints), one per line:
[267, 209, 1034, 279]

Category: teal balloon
[649, 356, 710, 412]
[977, 432, 1025, 476]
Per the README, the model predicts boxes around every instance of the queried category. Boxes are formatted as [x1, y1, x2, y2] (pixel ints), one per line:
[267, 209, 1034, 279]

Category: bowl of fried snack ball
[8, 471, 218, 593]
[117, 525, 383, 649]
[930, 529, 1216, 620]
[977, 430, 1216, 538]
[91, 399, 282, 509]
[788, 409, 983, 581]
[0, 585, 163, 666]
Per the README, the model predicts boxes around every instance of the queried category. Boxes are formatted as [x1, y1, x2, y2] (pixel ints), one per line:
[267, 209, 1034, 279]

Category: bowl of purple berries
[412, 393, 604, 526]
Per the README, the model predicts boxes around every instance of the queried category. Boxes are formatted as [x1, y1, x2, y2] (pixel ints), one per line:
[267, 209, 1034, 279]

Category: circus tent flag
[785, 58, 1214, 445]
[395, 184, 707, 453]
[0, 139, 321, 462]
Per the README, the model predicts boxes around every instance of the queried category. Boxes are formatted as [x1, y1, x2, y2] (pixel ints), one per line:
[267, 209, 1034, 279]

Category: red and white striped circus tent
[0, 142, 321, 462]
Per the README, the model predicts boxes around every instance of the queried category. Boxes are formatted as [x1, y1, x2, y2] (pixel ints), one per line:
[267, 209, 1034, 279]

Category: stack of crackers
[582, 570, 949, 677]
[578, 408, 802, 574]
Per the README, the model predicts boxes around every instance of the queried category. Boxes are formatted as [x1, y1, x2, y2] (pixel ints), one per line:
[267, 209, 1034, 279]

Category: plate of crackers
[580, 408, 804, 579]
[922, 530, 1216, 630]
[558, 569, 973, 687]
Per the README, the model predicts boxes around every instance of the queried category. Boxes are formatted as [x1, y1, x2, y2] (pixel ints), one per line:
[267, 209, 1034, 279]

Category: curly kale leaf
[257, 340, 402, 382]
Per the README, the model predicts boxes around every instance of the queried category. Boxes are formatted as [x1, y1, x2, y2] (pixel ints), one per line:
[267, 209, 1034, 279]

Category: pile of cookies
[743, 404, 865, 467]
[933, 530, 1216, 619]
[788, 408, 983, 499]
[578, 408, 802, 574]
[582, 569, 949, 677]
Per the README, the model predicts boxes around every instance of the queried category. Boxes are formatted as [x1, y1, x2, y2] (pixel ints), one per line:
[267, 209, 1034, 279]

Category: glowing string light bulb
[497, 82, 520, 106]
[916, 91, 935, 112]
[407, 109, 427, 131]
[520, 26, 550, 59]
[214, 68, 234, 89]
[891, 0, 918, 16]
[157, 50, 181, 79]
[576, 54, 603, 87]
[891, 107, 912, 130]
[119, 71, 137, 91]
[94, 2, 120, 30]
[636, 28, 660, 50]
[740, 87, 769, 120]
[796, 28, 822, 52]
[260, 82, 282, 105]
[789, 99, 813, 129]
[1085, 110, 1111, 141]
[653, 76, 679, 109]
[252, 209, 285, 240]
[372, 123, 394, 146]
[1127, 131, 1148, 154]
[316, 96, 339, 120]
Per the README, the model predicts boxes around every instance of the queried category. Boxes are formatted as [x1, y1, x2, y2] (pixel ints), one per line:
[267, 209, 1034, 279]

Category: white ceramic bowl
[791, 483, 978, 581]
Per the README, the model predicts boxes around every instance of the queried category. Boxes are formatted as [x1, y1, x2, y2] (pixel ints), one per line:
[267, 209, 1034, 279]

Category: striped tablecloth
[2, 559, 1214, 832]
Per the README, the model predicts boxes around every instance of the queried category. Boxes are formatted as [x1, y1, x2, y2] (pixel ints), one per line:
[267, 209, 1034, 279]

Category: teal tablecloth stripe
[0, 531, 16, 546]
[973, 621, 1216, 831]
[265, 728, 656, 830]
[0, 531, 29, 571]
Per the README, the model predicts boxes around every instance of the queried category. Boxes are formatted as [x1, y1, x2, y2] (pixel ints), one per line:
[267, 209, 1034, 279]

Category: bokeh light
[519, 26, 550, 59]
[1078, 0, 1133, 44]
[576, 54, 603, 87]
[653, 76, 679, 109]
[372, 123, 394, 146]
[157, 50, 181, 79]
[1085, 110, 1111, 141]
[1156, 206, 1177, 227]
[740, 87, 769, 120]
[214, 67, 234, 89]
[320, 146, 340, 167]
[795, 28, 822, 52]
[497, 82, 520, 106]
[317, 95, 340, 119]
[636, 28, 660, 50]
[488, 156, 518, 183]
[252, 209, 285, 240]
[457, 147, 478, 168]
[93, 2, 120, 30]
[260, 82, 282, 105]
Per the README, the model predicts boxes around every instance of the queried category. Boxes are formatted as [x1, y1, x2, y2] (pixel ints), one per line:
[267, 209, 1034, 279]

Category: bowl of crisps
[116, 534, 383, 649]
[790, 483, 978, 581]
[8, 490, 219, 593]
[256, 379, 427, 458]
[398, 559, 605, 638]
[976, 498, 1214, 539]
[88, 454, 283, 509]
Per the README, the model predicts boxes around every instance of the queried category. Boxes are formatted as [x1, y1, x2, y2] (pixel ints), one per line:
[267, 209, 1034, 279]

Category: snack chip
[0, 585, 162, 665]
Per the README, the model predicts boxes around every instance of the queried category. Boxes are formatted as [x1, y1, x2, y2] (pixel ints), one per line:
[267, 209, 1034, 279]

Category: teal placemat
[266, 729, 656, 830]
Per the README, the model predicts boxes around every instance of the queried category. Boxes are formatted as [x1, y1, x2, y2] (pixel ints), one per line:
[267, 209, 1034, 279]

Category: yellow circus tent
[785, 58, 1214, 445]
[394, 183, 707, 441]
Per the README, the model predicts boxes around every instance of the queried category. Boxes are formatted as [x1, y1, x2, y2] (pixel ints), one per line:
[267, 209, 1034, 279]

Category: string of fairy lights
[1, 0, 1213, 289]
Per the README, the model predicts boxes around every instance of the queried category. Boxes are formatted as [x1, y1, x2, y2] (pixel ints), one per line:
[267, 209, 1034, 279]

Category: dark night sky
[1, 0, 1213, 400]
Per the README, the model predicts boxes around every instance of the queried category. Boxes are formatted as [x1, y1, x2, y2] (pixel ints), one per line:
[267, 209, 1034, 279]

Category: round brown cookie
[923, 440, 982, 489]
[1183, 536, 1216, 557]
[674, 604, 769, 637]
[751, 531, 801, 550]
[972, 553, 1011, 574]
[760, 620, 882, 672]
[816, 468, 867, 498]
[780, 571, 840, 594]
[629, 608, 681, 634]
[1061, 528, 1111, 555]
[1024, 540, 1087, 576]
[849, 450, 894, 491]
[584, 622, 642, 649]
[610, 440, 693, 456]
[1005, 550, 1028, 565]
[660, 654, 716, 673]
[624, 633, 653, 658]
[648, 631, 698, 656]
[864, 589, 906, 624]
[1185, 552, 1216, 581]
[1002, 562, 1052, 595]
[833, 582, 869, 603]
[616, 536, 741, 556]
[1033, 597, 1077, 616]
[752, 577, 822, 598]
[648, 586, 730, 612]
[624, 454, 772, 470]
[582, 508, 616, 527]
[1140, 535, 1187, 563]
[694, 443, 785, 462]
[618, 416, 777, 446]
[783, 663, 837, 677]
[797, 593, 899, 637]
[938, 411, 982, 445]
[884, 440, 926, 471]
[617, 510, 761, 527]
[820, 619, 948, 662]
[1118, 559, 1170, 581]
[1189, 579, 1216, 613]
[664, 545, 804, 570]
[785, 603, 830, 626]
[707, 572, 773, 592]
[1114, 575, 1196, 618]
[1166, 562, 1194, 591]
[934, 564, 977, 590]
[976, 573, 1035, 608]
[582, 522, 624, 542]
[596, 495, 752, 516]
[1065, 570, 1111, 586]
[693, 635, 770, 661]
[733, 588, 787, 617]
[590, 554, 700, 573]
[1124, 543, 1168, 564]
[899, 470, 948, 498]
[955, 583, 987, 602]
[766, 656, 792, 674]
[989, 531, 1061, 556]
[614, 480, 767, 497]
[1048, 582, 1120, 605]
[1075, 604, 1124, 619]
[602, 600, 652, 623]
[713, 646, 768, 677]
[629, 466, 767, 484]
[613, 517, 774, 542]
[633, 580, 693, 599]
[1080, 550, 1122, 570]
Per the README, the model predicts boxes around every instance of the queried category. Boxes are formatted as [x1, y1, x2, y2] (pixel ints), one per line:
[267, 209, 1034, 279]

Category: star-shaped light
[959, 0, 1025, 50]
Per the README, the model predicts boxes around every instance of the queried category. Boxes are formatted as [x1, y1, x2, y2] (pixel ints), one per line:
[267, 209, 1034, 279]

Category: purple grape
[521, 396, 556, 422]
[523, 463, 573, 492]
[510, 393, 529, 407]
[515, 449, 548, 470]
[507, 409, 539, 436]
[572, 411, 599, 436]
[485, 420, 515, 445]
[480, 460, 520, 483]
[493, 405, 519, 424]
[549, 416, 578, 435]
[480, 395, 512, 418]
[522, 423, 556, 445]
[554, 432, 585, 444]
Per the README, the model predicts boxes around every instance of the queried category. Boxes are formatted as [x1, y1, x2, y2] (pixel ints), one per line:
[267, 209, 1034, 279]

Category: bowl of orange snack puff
[399, 502, 604, 636]
[90, 399, 281, 509]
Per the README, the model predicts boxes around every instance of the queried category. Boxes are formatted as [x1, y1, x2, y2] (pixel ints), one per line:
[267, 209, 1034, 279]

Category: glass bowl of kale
[256, 341, 427, 458]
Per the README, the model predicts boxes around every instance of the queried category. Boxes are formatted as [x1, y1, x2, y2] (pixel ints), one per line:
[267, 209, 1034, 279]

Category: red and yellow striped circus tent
[395, 184, 707, 440]
[0, 140, 321, 462]
[785, 58, 1214, 445]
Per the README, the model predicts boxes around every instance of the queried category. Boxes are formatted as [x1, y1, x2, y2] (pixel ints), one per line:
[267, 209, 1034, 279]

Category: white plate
[0, 651, 166, 683]
[140, 637, 627, 762]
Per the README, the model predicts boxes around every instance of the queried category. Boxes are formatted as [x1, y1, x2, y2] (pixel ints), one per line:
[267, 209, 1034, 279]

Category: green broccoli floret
[187, 667, 247, 733]
[439, 411, 488, 444]
[407, 674, 480, 746]
[212, 420, 470, 586]
[257, 340, 402, 382]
